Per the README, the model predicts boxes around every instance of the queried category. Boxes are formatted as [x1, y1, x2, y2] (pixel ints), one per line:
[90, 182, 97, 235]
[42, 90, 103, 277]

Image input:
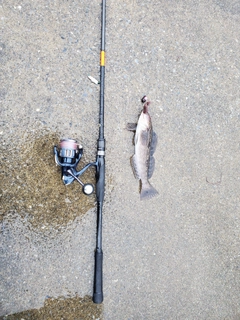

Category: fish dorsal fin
[150, 131, 158, 155]
[126, 123, 137, 131]
[148, 132, 157, 178]
[131, 155, 140, 179]
[148, 156, 155, 179]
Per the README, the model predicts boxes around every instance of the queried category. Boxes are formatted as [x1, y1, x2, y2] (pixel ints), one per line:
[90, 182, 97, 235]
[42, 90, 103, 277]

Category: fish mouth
[143, 101, 150, 114]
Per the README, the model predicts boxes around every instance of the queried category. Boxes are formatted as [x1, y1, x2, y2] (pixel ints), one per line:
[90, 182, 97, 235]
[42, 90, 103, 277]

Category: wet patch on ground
[0, 295, 102, 320]
[0, 130, 95, 230]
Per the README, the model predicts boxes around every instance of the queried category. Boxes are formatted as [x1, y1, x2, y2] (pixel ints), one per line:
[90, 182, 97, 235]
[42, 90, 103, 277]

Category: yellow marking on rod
[100, 51, 105, 66]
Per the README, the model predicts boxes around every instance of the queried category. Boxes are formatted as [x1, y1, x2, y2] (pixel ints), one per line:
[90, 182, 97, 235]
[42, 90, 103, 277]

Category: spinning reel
[54, 138, 96, 195]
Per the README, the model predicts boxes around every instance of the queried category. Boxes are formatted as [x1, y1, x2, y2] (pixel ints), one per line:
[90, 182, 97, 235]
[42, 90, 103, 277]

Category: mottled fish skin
[127, 99, 158, 200]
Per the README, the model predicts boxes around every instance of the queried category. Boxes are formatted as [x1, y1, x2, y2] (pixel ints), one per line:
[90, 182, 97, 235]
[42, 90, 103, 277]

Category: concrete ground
[1, 0, 240, 319]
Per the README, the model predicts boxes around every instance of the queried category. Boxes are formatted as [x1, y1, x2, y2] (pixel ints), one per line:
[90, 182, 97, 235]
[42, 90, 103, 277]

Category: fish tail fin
[140, 182, 158, 200]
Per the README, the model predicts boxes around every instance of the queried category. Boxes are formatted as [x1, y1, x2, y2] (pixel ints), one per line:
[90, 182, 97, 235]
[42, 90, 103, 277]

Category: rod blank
[92, 0, 106, 304]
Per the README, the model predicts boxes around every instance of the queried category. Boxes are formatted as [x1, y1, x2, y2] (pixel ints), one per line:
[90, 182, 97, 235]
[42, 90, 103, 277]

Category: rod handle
[93, 248, 103, 304]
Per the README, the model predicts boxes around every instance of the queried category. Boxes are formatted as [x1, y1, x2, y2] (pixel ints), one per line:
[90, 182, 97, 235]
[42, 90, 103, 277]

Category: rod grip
[93, 248, 103, 303]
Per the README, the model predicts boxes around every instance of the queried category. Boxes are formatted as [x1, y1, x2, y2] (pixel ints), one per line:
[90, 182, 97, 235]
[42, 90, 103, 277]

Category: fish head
[138, 102, 151, 130]
[143, 101, 150, 114]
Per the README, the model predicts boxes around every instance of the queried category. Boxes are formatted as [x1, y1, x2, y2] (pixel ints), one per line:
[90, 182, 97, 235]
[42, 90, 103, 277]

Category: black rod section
[93, 0, 106, 304]
[99, 65, 105, 140]
[101, 0, 106, 52]
[99, 0, 106, 140]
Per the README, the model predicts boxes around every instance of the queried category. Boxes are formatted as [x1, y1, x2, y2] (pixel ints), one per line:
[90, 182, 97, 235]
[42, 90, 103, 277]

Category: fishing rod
[93, 0, 106, 304]
[53, 0, 106, 304]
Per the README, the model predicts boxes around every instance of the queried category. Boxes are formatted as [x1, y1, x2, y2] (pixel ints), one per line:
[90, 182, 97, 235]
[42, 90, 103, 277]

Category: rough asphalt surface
[1, 0, 240, 319]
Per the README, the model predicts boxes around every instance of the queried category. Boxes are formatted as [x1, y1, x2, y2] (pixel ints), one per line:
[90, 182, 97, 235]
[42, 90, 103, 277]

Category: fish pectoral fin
[126, 123, 137, 131]
[148, 156, 155, 179]
[150, 131, 158, 155]
[131, 155, 140, 179]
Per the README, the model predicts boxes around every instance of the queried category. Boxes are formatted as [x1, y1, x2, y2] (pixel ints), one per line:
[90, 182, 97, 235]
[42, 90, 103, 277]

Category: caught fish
[127, 96, 158, 200]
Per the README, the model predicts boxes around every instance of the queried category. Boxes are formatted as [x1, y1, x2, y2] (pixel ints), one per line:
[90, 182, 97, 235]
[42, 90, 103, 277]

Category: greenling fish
[127, 96, 158, 200]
